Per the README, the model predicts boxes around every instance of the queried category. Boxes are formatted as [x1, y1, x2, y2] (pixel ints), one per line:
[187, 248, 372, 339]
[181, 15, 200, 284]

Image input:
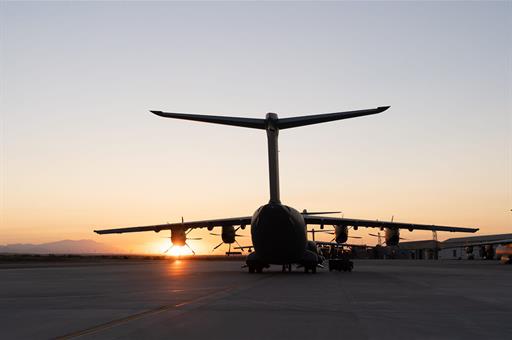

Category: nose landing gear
[281, 264, 292, 272]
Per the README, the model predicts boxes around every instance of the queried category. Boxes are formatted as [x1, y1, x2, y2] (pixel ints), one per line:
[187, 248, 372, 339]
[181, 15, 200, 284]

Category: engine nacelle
[170, 228, 187, 246]
[385, 228, 400, 246]
[334, 225, 349, 244]
[221, 225, 236, 244]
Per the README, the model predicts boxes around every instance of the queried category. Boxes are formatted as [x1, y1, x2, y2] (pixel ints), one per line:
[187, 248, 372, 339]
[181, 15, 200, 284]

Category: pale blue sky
[1, 2, 510, 252]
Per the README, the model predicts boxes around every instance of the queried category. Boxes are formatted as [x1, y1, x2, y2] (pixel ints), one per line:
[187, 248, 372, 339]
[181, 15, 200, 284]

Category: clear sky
[1, 1, 510, 254]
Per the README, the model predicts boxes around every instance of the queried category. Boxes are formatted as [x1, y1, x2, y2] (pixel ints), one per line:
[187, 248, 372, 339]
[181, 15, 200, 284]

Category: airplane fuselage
[250, 203, 310, 264]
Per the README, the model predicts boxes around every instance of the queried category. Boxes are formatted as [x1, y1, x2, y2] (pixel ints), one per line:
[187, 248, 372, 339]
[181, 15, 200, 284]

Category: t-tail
[151, 106, 390, 204]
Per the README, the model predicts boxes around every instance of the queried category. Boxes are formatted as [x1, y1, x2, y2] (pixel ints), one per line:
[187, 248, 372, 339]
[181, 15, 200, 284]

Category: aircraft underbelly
[251, 203, 307, 264]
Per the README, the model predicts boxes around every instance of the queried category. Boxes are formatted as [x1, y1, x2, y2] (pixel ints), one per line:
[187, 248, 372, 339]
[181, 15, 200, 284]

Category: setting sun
[166, 245, 194, 257]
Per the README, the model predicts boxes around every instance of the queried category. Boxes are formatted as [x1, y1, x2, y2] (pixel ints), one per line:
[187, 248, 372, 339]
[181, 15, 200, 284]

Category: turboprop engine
[211, 225, 245, 253]
[170, 228, 187, 246]
[164, 226, 202, 254]
[385, 228, 400, 246]
[334, 225, 349, 244]
[221, 225, 236, 244]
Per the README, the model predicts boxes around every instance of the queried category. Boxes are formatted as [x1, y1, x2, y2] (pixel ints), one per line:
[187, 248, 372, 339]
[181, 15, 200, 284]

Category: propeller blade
[213, 242, 224, 251]
[210, 233, 221, 236]
[164, 244, 174, 253]
[234, 234, 246, 237]
[307, 230, 334, 234]
[349, 236, 363, 239]
[187, 238, 202, 240]
[184, 243, 196, 255]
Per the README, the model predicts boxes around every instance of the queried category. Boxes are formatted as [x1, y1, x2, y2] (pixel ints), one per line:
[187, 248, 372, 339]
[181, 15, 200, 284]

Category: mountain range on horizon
[0, 239, 123, 254]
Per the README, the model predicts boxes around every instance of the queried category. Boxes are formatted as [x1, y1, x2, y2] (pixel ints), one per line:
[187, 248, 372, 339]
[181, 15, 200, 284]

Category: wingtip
[378, 106, 391, 112]
[150, 110, 163, 116]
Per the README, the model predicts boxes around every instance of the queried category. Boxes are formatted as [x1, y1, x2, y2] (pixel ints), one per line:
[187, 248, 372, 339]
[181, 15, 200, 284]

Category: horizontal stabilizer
[151, 106, 389, 130]
[151, 111, 266, 129]
[277, 106, 389, 129]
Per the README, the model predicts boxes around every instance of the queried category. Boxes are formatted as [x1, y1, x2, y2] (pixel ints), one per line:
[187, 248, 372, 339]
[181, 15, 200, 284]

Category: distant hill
[0, 239, 122, 254]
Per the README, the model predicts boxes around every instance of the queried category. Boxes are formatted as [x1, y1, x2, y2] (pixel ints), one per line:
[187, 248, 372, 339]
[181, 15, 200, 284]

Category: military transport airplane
[95, 107, 479, 273]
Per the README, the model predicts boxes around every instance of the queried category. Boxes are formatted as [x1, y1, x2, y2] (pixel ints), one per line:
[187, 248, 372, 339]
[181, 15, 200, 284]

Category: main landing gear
[247, 264, 266, 273]
[304, 265, 317, 274]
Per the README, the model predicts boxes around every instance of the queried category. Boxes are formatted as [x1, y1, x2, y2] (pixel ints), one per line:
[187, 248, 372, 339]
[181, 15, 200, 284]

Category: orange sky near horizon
[1, 2, 510, 254]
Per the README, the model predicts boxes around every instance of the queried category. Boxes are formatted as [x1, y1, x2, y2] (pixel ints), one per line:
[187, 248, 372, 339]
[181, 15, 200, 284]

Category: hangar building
[438, 233, 512, 260]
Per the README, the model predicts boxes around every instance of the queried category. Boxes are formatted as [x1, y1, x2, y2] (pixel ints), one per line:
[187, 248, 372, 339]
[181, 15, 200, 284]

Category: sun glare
[166, 245, 193, 257]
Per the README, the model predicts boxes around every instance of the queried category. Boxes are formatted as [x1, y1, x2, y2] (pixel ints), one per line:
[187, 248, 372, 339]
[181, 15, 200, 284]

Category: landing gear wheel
[304, 267, 309, 273]
[311, 266, 317, 274]
[256, 266, 263, 273]
[248, 266, 255, 274]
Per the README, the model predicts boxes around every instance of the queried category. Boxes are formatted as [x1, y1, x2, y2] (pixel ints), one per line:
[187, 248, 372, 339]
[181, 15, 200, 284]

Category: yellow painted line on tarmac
[56, 272, 277, 339]
[55, 287, 233, 340]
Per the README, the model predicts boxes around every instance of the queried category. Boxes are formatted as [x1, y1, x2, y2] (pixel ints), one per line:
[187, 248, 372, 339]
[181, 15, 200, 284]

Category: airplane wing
[94, 216, 252, 234]
[303, 216, 478, 233]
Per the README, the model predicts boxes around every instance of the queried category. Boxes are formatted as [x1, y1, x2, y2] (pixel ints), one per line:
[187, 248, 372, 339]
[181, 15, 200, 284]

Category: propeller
[211, 226, 245, 255]
[368, 231, 407, 246]
[329, 235, 362, 242]
[308, 227, 362, 242]
[210, 227, 246, 238]
[212, 240, 243, 255]
[162, 217, 202, 255]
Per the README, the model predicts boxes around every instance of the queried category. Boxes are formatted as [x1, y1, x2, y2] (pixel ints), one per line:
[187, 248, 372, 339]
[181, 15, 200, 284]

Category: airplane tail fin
[151, 106, 390, 205]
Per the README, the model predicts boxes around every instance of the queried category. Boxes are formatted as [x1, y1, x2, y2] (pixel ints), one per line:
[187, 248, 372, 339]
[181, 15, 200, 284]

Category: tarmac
[1, 259, 511, 340]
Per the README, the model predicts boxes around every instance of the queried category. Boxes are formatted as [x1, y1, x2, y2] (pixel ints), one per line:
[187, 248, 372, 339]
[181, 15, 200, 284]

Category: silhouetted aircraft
[210, 226, 246, 255]
[444, 237, 512, 262]
[95, 107, 479, 273]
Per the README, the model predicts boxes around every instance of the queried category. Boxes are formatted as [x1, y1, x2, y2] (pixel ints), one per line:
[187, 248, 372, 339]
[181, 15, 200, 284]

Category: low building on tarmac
[438, 233, 512, 260]
[394, 234, 512, 261]
[397, 240, 441, 260]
